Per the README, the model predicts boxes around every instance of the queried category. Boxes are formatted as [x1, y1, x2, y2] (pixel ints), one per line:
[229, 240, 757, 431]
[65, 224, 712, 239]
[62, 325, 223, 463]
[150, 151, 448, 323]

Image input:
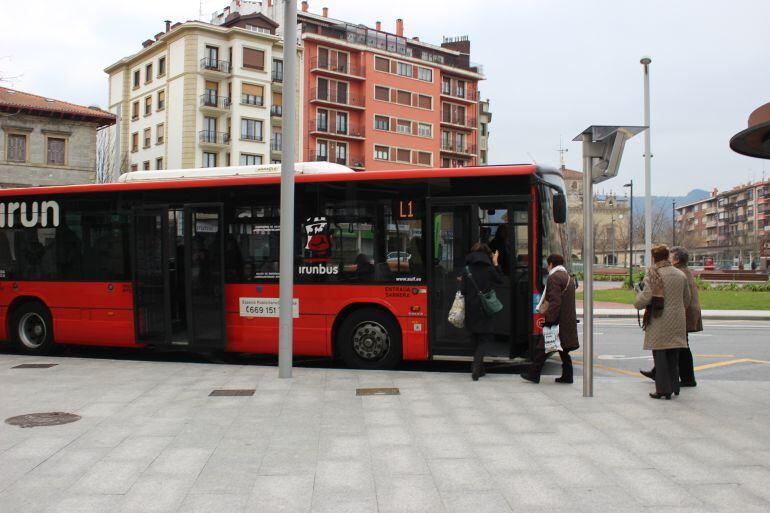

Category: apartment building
[105, 12, 301, 176]
[478, 98, 491, 165]
[676, 179, 770, 267]
[296, 3, 485, 170]
[0, 87, 115, 187]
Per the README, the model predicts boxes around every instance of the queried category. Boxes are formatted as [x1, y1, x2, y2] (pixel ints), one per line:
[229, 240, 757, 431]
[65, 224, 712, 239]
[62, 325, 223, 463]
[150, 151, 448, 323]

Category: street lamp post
[641, 57, 652, 267]
[672, 200, 676, 247]
[624, 180, 634, 286]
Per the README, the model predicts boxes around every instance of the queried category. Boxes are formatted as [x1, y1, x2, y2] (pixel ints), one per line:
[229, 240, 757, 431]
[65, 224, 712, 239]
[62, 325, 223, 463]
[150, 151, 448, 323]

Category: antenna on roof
[199, 0, 203, 20]
[557, 136, 568, 167]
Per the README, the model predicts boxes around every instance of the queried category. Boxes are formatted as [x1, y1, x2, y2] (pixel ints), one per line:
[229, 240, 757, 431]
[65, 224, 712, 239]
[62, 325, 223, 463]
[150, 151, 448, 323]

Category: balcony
[200, 57, 231, 75]
[271, 69, 283, 83]
[309, 152, 364, 169]
[310, 87, 365, 109]
[271, 105, 283, 117]
[200, 94, 231, 112]
[440, 142, 476, 157]
[309, 120, 365, 139]
[441, 112, 477, 130]
[440, 88, 480, 103]
[240, 94, 264, 107]
[199, 130, 230, 146]
[270, 139, 282, 154]
[310, 56, 365, 79]
[240, 133, 264, 143]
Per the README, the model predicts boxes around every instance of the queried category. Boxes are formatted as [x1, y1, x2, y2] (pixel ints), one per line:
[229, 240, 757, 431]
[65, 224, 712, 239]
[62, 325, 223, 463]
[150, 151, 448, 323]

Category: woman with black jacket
[460, 242, 502, 380]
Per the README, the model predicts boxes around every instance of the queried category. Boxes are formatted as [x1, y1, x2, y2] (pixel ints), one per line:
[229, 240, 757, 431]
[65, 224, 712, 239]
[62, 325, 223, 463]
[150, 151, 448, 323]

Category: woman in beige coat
[634, 245, 691, 399]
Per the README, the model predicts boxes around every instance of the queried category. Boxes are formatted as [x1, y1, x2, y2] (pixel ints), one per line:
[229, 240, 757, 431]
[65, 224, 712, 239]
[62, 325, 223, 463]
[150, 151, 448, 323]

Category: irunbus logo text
[0, 201, 60, 228]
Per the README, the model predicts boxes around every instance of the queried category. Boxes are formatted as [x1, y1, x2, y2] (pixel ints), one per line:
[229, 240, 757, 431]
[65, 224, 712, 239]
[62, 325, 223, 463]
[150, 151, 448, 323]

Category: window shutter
[242, 83, 264, 96]
[412, 121, 418, 135]
[397, 148, 411, 163]
[390, 60, 397, 74]
[375, 56, 389, 72]
[243, 48, 265, 69]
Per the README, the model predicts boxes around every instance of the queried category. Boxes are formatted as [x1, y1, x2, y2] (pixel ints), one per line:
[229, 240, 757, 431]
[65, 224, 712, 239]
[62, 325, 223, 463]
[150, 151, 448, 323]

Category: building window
[240, 153, 263, 165]
[396, 90, 411, 106]
[6, 133, 27, 162]
[374, 115, 389, 131]
[418, 123, 432, 138]
[243, 48, 265, 70]
[271, 132, 282, 151]
[396, 148, 410, 163]
[374, 85, 389, 101]
[143, 128, 151, 148]
[144, 96, 152, 116]
[145, 63, 153, 83]
[417, 67, 432, 82]
[158, 56, 166, 77]
[316, 140, 328, 160]
[241, 118, 263, 141]
[241, 83, 264, 106]
[418, 95, 432, 110]
[374, 145, 389, 160]
[311, 109, 327, 132]
[336, 112, 348, 134]
[142, 160, 150, 170]
[375, 56, 389, 72]
[417, 151, 432, 166]
[456, 80, 466, 98]
[133, 70, 140, 88]
[205, 45, 219, 65]
[442, 77, 451, 95]
[45, 137, 66, 165]
[131, 132, 139, 152]
[396, 62, 412, 77]
[130, 164, 138, 172]
[157, 90, 165, 110]
[156, 123, 165, 144]
[203, 152, 217, 168]
[272, 59, 284, 81]
[156, 157, 163, 170]
[335, 142, 347, 164]
[396, 119, 411, 134]
[131, 101, 139, 120]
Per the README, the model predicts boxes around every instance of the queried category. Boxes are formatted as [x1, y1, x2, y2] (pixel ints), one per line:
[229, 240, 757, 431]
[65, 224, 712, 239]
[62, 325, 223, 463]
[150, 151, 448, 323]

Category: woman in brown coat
[634, 245, 691, 399]
[522, 254, 579, 384]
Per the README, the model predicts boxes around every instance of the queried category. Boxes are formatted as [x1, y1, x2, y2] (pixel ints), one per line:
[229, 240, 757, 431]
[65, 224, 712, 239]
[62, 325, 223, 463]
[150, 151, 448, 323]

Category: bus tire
[9, 302, 55, 356]
[337, 308, 402, 370]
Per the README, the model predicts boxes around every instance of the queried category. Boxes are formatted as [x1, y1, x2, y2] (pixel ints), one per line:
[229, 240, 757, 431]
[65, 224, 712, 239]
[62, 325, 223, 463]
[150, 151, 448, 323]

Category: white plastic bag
[543, 325, 562, 353]
[448, 291, 465, 328]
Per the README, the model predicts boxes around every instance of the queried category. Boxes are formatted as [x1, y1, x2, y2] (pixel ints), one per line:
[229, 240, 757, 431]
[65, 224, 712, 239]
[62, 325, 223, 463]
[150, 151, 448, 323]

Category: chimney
[322, 6, 328, 17]
[164, 19, 171, 32]
[375, 20, 381, 31]
[301, 1, 308, 12]
[268, 0, 272, 6]
[396, 18, 403, 37]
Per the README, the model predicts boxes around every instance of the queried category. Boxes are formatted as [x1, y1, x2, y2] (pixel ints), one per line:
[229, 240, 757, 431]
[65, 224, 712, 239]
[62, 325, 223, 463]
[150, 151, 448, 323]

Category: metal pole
[582, 133, 594, 398]
[628, 180, 633, 287]
[672, 200, 676, 247]
[278, 0, 297, 379]
[642, 57, 652, 267]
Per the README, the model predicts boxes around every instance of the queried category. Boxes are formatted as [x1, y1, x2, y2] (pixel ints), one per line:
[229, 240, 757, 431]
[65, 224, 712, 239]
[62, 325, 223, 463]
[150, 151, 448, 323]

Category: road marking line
[573, 359, 644, 378]
[694, 358, 770, 371]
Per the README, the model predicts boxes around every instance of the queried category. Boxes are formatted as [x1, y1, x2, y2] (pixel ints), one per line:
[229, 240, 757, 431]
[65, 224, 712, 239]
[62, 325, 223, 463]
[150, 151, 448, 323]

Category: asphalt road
[1, 320, 767, 382]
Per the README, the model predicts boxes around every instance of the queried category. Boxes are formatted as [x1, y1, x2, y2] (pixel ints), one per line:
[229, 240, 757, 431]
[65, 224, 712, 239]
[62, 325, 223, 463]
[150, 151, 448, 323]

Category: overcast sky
[2, 0, 769, 196]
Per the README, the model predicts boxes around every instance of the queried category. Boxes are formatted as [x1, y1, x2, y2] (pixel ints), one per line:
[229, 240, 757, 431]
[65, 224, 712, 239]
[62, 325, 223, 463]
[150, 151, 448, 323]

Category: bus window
[227, 205, 281, 281]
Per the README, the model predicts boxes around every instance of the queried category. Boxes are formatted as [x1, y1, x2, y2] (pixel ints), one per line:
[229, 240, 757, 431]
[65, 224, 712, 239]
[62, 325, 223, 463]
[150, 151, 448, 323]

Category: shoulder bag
[465, 266, 503, 316]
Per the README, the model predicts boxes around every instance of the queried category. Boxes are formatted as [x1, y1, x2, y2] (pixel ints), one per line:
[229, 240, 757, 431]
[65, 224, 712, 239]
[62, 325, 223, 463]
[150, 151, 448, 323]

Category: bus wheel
[10, 302, 55, 356]
[338, 308, 402, 370]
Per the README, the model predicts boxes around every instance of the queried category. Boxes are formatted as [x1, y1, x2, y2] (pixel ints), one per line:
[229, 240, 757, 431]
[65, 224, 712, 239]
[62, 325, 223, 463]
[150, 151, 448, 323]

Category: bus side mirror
[553, 192, 567, 224]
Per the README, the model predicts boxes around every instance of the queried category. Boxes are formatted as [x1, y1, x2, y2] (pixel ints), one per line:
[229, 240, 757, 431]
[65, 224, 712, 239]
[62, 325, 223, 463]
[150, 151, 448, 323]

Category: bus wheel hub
[352, 322, 389, 361]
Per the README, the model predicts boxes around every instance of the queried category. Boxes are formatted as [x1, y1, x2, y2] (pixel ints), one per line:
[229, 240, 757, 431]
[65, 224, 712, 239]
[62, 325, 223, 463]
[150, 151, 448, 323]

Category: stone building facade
[0, 88, 116, 187]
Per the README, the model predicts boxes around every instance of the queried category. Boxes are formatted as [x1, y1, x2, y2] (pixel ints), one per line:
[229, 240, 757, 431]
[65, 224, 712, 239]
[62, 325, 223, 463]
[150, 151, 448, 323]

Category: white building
[104, 12, 302, 178]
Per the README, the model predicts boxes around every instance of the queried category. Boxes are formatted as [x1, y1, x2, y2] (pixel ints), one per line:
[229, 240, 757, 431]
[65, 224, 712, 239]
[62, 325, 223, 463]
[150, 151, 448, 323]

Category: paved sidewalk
[575, 305, 770, 320]
[2, 353, 770, 513]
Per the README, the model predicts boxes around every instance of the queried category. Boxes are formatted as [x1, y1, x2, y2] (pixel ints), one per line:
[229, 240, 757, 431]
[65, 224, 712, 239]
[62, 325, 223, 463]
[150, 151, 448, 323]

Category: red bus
[0, 163, 568, 368]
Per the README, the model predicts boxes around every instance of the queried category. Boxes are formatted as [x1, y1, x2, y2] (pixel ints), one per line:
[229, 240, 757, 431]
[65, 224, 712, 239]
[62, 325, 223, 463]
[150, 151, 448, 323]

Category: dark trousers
[648, 335, 696, 385]
[652, 348, 680, 396]
[529, 345, 573, 381]
[471, 333, 493, 373]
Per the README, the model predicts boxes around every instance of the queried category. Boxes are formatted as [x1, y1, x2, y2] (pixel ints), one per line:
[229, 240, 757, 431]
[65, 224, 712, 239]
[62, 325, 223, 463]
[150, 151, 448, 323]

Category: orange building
[298, 3, 485, 170]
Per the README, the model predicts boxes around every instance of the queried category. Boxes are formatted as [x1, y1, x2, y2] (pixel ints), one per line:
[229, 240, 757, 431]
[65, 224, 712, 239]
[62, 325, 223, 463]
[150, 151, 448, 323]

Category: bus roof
[0, 164, 549, 198]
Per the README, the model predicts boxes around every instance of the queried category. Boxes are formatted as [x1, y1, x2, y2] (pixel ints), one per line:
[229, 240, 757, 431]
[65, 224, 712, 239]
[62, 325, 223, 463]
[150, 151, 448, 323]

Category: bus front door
[133, 208, 171, 345]
[428, 199, 531, 359]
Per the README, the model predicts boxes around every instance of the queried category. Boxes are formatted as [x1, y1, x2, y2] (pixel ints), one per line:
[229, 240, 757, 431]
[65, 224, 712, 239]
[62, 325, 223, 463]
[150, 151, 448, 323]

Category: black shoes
[471, 364, 486, 381]
[649, 392, 672, 400]
[680, 381, 697, 387]
[555, 377, 573, 384]
[640, 369, 655, 380]
[520, 373, 539, 384]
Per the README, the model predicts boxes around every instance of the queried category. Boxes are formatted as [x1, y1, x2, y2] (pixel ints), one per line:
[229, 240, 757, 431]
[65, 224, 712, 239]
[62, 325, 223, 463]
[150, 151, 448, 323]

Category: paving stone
[429, 458, 493, 492]
[441, 490, 513, 513]
[246, 474, 313, 513]
[376, 474, 445, 513]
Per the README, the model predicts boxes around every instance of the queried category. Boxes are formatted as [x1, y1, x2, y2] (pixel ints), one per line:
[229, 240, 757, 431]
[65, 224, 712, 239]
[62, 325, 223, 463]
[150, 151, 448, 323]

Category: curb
[576, 309, 770, 321]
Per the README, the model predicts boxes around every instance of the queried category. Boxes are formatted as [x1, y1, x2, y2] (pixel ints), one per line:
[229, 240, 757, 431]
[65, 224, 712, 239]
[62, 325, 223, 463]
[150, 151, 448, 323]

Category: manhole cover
[5, 412, 81, 428]
[12, 363, 58, 369]
[356, 387, 400, 396]
[209, 389, 255, 396]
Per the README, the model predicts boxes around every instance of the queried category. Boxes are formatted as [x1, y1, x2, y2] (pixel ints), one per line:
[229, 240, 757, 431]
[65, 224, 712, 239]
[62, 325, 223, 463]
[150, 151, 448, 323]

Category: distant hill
[632, 189, 711, 218]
